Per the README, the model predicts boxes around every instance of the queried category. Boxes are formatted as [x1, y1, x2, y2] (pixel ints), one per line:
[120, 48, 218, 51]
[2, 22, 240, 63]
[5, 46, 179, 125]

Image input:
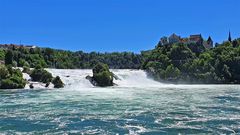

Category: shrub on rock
[0, 65, 26, 89]
[0, 75, 26, 89]
[30, 66, 53, 83]
[22, 66, 31, 74]
[41, 70, 53, 83]
[12, 61, 17, 67]
[91, 63, 113, 87]
[52, 76, 64, 88]
[11, 68, 23, 78]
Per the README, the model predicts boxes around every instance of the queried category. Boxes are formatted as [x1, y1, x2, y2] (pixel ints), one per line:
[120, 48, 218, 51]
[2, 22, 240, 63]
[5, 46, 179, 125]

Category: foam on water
[47, 69, 94, 89]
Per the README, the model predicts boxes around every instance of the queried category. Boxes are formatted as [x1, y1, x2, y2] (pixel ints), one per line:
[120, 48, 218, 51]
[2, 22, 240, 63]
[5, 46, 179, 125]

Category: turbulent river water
[0, 69, 240, 134]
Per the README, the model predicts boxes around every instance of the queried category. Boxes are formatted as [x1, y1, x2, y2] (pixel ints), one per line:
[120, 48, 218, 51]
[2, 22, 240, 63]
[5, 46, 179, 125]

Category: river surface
[0, 69, 240, 134]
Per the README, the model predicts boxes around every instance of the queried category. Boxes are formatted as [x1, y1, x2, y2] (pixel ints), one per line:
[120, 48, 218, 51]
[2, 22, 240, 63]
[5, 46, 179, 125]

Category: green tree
[0, 49, 5, 60]
[5, 50, 13, 65]
[165, 64, 181, 81]
[0, 65, 9, 79]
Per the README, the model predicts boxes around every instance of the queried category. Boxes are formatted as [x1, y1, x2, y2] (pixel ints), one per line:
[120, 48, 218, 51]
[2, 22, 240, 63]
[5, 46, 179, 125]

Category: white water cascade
[46, 69, 162, 89]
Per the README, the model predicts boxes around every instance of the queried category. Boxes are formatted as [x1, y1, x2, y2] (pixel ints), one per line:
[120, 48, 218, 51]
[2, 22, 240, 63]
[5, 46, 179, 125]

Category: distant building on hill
[0, 44, 8, 49]
[25, 45, 36, 49]
[0, 44, 37, 49]
[204, 36, 213, 48]
[180, 38, 189, 43]
[160, 36, 169, 45]
[0, 44, 19, 49]
[189, 34, 203, 45]
[159, 33, 213, 49]
[168, 33, 181, 44]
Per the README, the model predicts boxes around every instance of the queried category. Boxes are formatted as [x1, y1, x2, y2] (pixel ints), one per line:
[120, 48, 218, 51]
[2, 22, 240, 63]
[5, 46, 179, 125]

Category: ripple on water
[0, 74, 240, 134]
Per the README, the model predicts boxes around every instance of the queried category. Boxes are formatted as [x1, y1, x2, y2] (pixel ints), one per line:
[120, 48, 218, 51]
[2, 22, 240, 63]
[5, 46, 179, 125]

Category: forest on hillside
[0, 46, 142, 69]
[142, 38, 240, 84]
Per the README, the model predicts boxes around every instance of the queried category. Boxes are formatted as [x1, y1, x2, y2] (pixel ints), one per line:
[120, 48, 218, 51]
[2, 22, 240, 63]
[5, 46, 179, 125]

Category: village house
[0, 44, 11, 49]
[25, 45, 37, 49]
[0, 44, 37, 49]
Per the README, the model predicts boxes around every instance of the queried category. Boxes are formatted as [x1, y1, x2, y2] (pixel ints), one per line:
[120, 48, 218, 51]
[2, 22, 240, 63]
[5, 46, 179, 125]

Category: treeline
[142, 38, 240, 84]
[0, 46, 142, 69]
[1, 37, 240, 84]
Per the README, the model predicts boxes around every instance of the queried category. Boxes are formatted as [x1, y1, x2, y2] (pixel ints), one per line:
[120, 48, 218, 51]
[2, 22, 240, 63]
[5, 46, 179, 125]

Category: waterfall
[46, 69, 162, 89]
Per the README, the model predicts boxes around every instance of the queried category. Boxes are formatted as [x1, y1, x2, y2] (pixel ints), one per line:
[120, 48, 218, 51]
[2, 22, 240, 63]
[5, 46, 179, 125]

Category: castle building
[180, 38, 189, 43]
[160, 36, 169, 45]
[189, 34, 203, 45]
[168, 33, 181, 44]
[158, 33, 213, 48]
[206, 36, 213, 48]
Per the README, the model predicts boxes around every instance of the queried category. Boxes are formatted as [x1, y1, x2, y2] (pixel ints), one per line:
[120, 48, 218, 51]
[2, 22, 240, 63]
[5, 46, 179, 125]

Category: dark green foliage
[5, 50, 13, 65]
[12, 61, 17, 67]
[142, 40, 240, 84]
[22, 66, 31, 74]
[92, 63, 113, 87]
[22, 59, 31, 74]
[1, 46, 142, 69]
[11, 68, 23, 78]
[52, 76, 64, 88]
[0, 49, 5, 60]
[164, 64, 181, 81]
[187, 43, 205, 56]
[0, 76, 26, 89]
[30, 67, 53, 83]
[0, 65, 26, 89]
[0, 65, 9, 79]
[18, 58, 30, 67]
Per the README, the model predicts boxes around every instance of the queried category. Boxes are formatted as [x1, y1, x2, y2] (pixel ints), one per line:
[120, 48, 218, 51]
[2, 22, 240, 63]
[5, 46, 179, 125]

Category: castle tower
[207, 36, 213, 47]
[228, 31, 232, 42]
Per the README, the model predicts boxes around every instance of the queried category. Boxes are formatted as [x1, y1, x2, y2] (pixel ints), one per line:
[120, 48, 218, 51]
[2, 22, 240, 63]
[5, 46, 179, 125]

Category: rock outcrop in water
[52, 76, 64, 88]
[30, 65, 53, 83]
[27, 65, 64, 89]
[86, 63, 114, 87]
[0, 65, 26, 89]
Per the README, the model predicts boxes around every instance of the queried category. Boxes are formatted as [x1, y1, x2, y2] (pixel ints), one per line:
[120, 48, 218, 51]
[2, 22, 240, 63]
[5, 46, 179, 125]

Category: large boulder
[29, 65, 65, 89]
[86, 75, 98, 86]
[87, 63, 114, 87]
[52, 76, 64, 88]
[30, 66, 53, 83]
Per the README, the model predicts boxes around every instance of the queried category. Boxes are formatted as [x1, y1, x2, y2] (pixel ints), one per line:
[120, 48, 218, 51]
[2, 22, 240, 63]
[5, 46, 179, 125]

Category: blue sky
[0, 0, 239, 52]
